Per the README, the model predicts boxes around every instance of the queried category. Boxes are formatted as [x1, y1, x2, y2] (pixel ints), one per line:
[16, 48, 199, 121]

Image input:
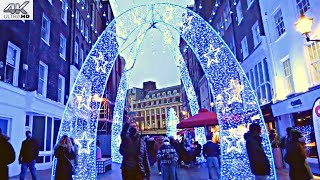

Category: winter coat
[120, 122, 150, 178]
[157, 144, 178, 165]
[203, 141, 219, 158]
[19, 138, 39, 163]
[244, 132, 270, 176]
[54, 144, 76, 180]
[0, 135, 15, 180]
[285, 141, 313, 180]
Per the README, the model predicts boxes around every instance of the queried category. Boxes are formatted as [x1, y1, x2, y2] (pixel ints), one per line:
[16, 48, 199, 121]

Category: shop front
[272, 87, 320, 173]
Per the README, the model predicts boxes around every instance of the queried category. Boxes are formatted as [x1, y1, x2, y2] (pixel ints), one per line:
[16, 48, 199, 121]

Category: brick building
[0, 0, 122, 176]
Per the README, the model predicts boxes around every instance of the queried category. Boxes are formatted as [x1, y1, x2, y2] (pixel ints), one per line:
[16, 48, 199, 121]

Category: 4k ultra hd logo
[0, 0, 33, 20]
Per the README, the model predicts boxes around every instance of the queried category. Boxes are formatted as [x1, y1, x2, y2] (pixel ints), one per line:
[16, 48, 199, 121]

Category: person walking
[203, 135, 220, 180]
[280, 127, 293, 168]
[154, 136, 164, 175]
[19, 131, 39, 180]
[192, 141, 201, 166]
[285, 130, 313, 180]
[157, 137, 178, 180]
[0, 128, 15, 180]
[54, 135, 76, 180]
[244, 123, 270, 180]
[120, 117, 150, 180]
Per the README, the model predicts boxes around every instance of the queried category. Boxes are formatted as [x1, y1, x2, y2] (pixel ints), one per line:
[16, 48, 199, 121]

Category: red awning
[177, 108, 218, 128]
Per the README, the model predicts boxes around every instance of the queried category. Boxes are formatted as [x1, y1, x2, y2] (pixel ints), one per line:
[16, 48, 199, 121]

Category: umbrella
[177, 108, 218, 128]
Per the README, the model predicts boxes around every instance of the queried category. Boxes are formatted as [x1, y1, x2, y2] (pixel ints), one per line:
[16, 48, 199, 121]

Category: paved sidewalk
[10, 163, 320, 180]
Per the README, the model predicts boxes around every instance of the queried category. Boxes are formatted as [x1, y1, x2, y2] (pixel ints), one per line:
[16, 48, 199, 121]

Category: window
[80, 18, 84, 36]
[76, 10, 80, 29]
[38, 61, 48, 96]
[85, 25, 89, 42]
[41, 14, 51, 44]
[250, 69, 255, 89]
[5, 42, 21, 86]
[241, 36, 249, 59]
[254, 65, 259, 88]
[224, 1, 232, 29]
[306, 42, 320, 85]
[61, 0, 68, 24]
[263, 59, 270, 82]
[274, 9, 286, 38]
[74, 41, 79, 64]
[80, 48, 84, 66]
[236, 2, 243, 24]
[252, 21, 261, 47]
[59, 34, 66, 60]
[283, 59, 294, 94]
[58, 75, 65, 103]
[247, 0, 254, 9]
[229, 38, 236, 54]
[296, 0, 310, 15]
[0, 118, 10, 136]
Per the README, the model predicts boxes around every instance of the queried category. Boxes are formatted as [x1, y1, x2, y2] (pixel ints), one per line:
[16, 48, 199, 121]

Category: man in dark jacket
[120, 117, 150, 180]
[0, 128, 15, 180]
[19, 131, 39, 180]
[203, 135, 220, 180]
[244, 123, 270, 179]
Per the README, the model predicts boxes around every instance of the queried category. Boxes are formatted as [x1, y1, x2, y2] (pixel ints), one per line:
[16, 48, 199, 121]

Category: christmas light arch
[52, 3, 276, 180]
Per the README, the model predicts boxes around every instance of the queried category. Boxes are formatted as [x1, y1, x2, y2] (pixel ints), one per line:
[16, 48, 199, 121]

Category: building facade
[0, 0, 121, 176]
[127, 81, 182, 135]
[259, 0, 320, 171]
[180, 0, 276, 128]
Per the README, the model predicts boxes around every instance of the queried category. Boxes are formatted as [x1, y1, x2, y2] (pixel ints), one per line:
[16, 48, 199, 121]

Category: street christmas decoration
[52, 3, 276, 180]
[166, 108, 179, 139]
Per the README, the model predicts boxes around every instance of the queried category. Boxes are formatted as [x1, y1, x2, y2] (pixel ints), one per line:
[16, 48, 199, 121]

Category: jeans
[157, 159, 161, 172]
[161, 164, 176, 180]
[20, 160, 37, 180]
[206, 157, 220, 179]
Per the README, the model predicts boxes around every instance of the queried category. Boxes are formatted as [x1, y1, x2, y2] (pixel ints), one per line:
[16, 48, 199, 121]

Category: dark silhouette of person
[0, 128, 15, 180]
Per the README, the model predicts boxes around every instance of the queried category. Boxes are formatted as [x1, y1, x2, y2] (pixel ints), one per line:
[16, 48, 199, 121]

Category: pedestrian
[146, 137, 155, 166]
[19, 131, 39, 180]
[284, 130, 313, 180]
[154, 136, 164, 175]
[203, 135, 220, 180]
[269, 129, 280, 148]
[54, 135, 76, 180]
[280, 127, 293, 168]
[192, 141, 201, 166]
[120, 117, 150, 180]
[244, 123, 270, 180]
[0, 128, 15, 180]
[157, 137, 178, 180]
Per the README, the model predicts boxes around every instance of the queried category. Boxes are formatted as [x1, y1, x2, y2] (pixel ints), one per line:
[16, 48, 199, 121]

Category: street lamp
[295, 14, 320, 42]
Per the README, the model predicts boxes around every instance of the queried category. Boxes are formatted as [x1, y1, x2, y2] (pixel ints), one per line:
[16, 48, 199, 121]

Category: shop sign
[312, 98, 320, 163]
[291, 99, 302, 107]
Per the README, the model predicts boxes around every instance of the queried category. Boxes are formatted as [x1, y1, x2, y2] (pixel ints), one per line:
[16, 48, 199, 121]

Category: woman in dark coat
[54, 135, 76, 180]
[285, 130, 313, 180]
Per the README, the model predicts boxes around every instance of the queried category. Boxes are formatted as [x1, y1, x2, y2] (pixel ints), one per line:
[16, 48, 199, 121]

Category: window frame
[41, 13, 51, 45]
[74, 41, 79, 64]
[236, 2, 243, 25]
[79, 48, 84, 66]
[306, 42, 320, 85]
[59, 34, 67, 60]
[247, 0, 254, 9]
[282, 58, 295, 94]
[38, 61, 48, 97]
[252, 21, 261, 48]
[296, 0, 310, 15]
[58, 75, 65, 104]
[224, 1, 232, 29]
[241, 36, 249, 59]
[80, 18, 85, 36]
[76, 10, 80, 29]
[274, 9, 286, 39]
[5, 41, 21, 86]
[61, 0, 68, 25]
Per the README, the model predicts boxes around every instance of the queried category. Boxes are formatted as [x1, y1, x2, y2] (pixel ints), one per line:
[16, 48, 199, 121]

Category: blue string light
[53, 3, 276, 179]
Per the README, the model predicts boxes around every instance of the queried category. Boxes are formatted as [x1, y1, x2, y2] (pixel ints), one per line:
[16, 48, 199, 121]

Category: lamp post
[295, 14, 320, 42]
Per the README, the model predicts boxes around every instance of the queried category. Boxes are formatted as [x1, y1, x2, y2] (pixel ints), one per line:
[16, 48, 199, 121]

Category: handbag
[64, 153, 76, 175]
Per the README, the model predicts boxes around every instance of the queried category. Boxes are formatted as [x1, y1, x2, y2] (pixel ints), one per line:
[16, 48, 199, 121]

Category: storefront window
[293, 110, 318, 158]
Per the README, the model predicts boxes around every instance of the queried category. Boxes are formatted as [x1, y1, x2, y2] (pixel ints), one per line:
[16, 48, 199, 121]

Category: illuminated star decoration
[74, 132, 94, 154]
[223, 126, 246, 153]
[203, 45, 221, 67]
[75, 87, 92, 111]
[93, 52, 110, 73]
[180, 14, 193, 34]
[224, 79, 244, 104]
